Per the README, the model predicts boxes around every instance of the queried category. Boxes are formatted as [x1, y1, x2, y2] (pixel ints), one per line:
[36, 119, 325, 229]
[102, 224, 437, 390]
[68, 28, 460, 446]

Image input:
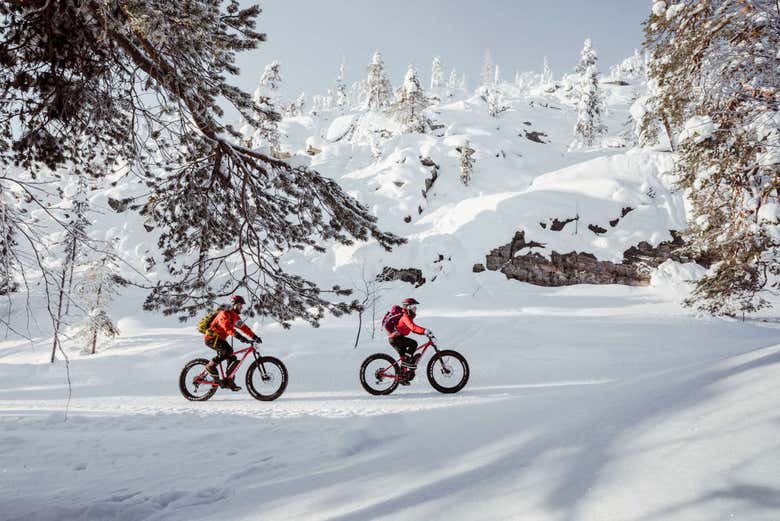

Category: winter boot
[399, 355, 416, 385]
[224, 379, 242, 392]
[205, 363, 220, 384]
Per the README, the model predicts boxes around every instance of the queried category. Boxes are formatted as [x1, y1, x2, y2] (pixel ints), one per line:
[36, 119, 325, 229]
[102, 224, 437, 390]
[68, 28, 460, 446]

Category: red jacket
[391, 310, 426, 338]
[206, 309, 255, 341]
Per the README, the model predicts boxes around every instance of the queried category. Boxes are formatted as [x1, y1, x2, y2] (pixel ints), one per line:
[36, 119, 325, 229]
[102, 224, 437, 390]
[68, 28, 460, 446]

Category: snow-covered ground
[2, 275, 779, 521]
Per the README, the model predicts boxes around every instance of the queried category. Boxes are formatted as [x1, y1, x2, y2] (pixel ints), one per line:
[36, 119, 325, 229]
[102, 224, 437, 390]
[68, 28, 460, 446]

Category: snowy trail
[2, 343, 780, 520]
[2, 287, 780, 521]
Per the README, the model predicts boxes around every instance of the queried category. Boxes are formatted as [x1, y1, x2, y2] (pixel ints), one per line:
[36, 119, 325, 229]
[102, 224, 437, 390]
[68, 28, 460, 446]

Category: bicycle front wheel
[179, 358, 219, 401]
[427, 350, 469, 394]
[246, 356, 288, 401]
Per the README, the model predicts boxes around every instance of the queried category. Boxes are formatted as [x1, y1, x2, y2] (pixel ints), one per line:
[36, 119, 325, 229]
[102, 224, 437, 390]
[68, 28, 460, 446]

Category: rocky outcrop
[476, 229, 712, 287]
[420, 156, 439, 200]
[622, 230, 715, 269]
[377, 267, 426, 287]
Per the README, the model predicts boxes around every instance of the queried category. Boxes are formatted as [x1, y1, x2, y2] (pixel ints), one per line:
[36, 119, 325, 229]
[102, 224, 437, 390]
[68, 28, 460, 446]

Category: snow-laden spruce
[643, 0, 780, 315]
[365, 51, 394, 110]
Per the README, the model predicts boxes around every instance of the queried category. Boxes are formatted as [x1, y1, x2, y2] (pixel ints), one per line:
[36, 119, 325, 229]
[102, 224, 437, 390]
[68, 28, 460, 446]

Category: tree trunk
[353, 310, 362, 349]
[50, 267, 68, 363]
[64, 238, 77, 314]
[91, 283, 103, 354]
[661, 113, 675, 152]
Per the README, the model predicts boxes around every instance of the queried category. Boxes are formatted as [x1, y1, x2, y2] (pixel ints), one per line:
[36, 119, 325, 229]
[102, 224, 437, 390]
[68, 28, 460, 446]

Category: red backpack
[381, 305, 404, 334]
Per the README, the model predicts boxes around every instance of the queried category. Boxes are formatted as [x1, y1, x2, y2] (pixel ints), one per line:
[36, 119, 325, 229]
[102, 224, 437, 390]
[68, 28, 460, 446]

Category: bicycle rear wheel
[427, 350, 469, 394]
[360, 353, 400, 395]
[246, 356, 288, 401]
[179, 358, 219, 401]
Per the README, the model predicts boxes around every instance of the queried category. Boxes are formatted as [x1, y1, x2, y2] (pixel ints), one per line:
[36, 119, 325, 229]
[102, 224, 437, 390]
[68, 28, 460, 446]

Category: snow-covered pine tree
[481, 51, 495, 86]
[76, 249, 123, 354]
[493, 64, 502, 85]
[50, 175, 92, 362]
[430, 56, 445, 90]
[486, 88, 510, 118]
[540, 57, 553, 88]
[0, 2, 404, 327]
[350, 80, 368, 109]
[365, 51, 393, 110]
[446, 69, 459, 97]
[334, 62, 348, 112]
[609, 49, 646, 83]
[643, 0, 780, 316]
[259, 60, 282, 91]
[573, 64, 606, 147]
[387, 65, 430, 133]
[457, 142, 476, 186]
[459, 73, 468, 91]
[62, 176, 91, 314]
[252, 61, 283, 151]
[575, 38, 598, 75]
[284, 93, 306, 117]
[0, 185, 18, 296]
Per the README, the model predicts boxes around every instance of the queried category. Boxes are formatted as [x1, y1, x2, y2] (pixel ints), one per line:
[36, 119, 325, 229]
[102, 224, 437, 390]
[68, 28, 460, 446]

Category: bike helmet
[402, 298, 419, 306]
[231, 295, 246, 305]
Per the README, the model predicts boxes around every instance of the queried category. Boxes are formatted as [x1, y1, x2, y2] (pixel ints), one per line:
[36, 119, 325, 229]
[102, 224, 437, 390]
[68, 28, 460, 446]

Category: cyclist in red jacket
[204, 295, 260, 391]
[388, 298, 433, 385]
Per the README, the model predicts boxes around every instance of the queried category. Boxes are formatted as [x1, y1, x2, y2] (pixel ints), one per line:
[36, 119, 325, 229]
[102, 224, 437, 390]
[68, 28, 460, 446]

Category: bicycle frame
[378, 337, 439, 381]
[194, 343, 263, 387]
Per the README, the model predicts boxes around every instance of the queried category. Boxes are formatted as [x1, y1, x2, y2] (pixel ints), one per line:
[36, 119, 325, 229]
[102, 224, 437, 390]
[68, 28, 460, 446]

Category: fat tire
[427, 350, 469, 394]
[360, 353, 400, 396]
[245, 356, 288, 401]
[179, 358, 218, 401]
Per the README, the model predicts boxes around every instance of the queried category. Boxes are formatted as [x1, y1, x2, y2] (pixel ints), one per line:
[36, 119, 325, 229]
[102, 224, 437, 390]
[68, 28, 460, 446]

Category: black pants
[389, 336, 418, 359]
[205, 337, 238, 368]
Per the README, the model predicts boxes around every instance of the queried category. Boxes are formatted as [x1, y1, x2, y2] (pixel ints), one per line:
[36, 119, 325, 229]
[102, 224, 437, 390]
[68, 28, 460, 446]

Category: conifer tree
[486, 88, 510, 118]
[365, 51, 393, 110]
[481, 51, 495, 86]
[573, 64, 606, 146]
[457, 142, 476, 186]
[0, 185, 17, 296]
[77, 248, 123, 354]
[493, 65, 502, 85]
[334, 62, 348, 111]
[50, 176, 92, 362]
[447, 69, 459, 93]
[643, 0, 780, 315]
[0, 2, 404, 327]
[430, 56, 445, 90]
[540, 57, 553, 87]
[252, 61, 283, 151]
[62, 176, 91, 314]
[350, 80, 368, 109]
[387, 65, 430, 133]
[575, 38, 598, 75]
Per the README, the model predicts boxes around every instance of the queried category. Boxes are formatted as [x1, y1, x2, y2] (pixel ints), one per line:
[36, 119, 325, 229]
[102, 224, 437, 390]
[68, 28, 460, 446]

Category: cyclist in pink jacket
[387, 298, 433, 385]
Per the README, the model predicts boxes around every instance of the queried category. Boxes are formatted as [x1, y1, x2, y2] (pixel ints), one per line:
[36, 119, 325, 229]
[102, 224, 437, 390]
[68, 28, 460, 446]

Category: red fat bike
[179, 340, 288, 402]
[359, 335, 469, 395]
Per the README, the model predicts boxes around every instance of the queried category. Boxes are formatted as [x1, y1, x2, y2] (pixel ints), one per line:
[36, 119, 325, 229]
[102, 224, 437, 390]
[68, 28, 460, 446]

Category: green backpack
[197, 308, 220, 335]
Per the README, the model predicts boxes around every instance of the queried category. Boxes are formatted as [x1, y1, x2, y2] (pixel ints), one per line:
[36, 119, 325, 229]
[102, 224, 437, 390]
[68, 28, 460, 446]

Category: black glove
[253, 335, 263, 344]
[234, 333, 249, 344]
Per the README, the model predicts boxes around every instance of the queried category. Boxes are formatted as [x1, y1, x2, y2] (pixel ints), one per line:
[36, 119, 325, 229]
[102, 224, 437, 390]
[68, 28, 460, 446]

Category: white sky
[234, 1, 650, 105]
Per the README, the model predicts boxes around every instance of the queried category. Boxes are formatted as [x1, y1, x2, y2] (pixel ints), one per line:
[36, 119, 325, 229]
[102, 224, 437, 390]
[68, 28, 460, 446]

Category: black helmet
[402, 298, 419, 306]
[231, 295, 246, 305]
